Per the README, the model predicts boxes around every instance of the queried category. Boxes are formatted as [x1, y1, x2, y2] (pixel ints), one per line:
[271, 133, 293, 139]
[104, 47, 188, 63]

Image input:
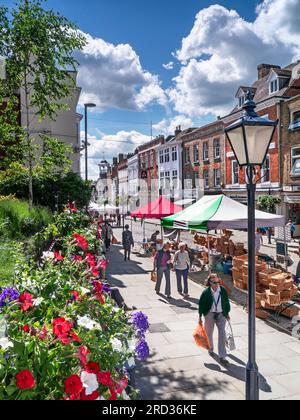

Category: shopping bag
[151, 271, 157, 282]
[225, 321, 236, 352]
[112, 236, 118, 245]
[193, 323, 210, 350]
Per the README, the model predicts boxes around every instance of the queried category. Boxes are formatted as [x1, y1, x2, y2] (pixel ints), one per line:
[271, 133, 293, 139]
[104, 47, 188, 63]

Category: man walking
[199, 273, 231, 365]
[122, 224, 134, 261]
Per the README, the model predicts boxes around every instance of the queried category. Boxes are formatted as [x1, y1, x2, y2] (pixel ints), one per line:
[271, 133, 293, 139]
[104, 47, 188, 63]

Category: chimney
[175, 125, 182, 136]
[257, 64, 281, 80]
[112, 157, 118, 165]
[118, 154, 124, 162]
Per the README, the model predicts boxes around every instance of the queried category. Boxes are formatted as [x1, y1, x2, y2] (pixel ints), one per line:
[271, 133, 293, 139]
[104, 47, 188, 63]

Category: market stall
[131, 197, 182, 252]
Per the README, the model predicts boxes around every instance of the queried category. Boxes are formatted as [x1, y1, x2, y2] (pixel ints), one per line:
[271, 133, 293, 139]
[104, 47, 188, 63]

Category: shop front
[284, 195, 300, 236]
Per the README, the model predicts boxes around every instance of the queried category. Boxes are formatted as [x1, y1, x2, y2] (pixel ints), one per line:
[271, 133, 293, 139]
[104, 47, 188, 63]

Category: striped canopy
[161, 195, 285, 231]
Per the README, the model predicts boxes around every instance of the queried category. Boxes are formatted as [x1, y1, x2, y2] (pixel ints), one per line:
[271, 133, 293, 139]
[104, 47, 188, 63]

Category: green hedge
[0, 199, 52, 239]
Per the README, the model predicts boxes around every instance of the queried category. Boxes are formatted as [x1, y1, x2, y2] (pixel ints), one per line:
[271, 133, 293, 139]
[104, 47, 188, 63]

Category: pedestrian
[153, 242, 172, 299]
[122, 224, 134, 261]
[255, 229, 263, 255]
[198, 273, 231, 365]
[289, 220, 296, 241]
[150, 230, 160, 249]
[102, 221, 113, 251]
[174, 242, 190, 298]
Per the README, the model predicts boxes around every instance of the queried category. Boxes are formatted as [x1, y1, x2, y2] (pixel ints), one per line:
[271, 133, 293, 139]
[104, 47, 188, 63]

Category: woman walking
[174, 242, 190, 298]
[153, 242, 172, 299]
[199, 273, 231, 365]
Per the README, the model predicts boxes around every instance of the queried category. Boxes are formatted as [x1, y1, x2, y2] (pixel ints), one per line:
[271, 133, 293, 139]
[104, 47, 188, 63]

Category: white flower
[77, 316, 101, 331]
[80, 372, 98, 396]
[80, 287, 90, 296]
[0, 319, 7, 339]
[127, 339, 137, 352]
[33, 297, 44, 307]
[42, 251, 54, 261]
[111, 337, 123, 352]
[0, 337, 13, 350]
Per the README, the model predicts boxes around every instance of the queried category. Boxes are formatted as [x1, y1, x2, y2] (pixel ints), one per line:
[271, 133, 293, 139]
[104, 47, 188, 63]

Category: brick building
[223, 62, 300, 205]
[183, 121, 225, 198]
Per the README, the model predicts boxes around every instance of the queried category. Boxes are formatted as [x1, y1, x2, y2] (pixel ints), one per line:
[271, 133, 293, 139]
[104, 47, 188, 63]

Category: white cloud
[153, 115, 193, 136]
[77, 32, 167, 111]
[163, 61, 174, 70]
[168, 1, 299, 118]
[80, 130, 150, 180]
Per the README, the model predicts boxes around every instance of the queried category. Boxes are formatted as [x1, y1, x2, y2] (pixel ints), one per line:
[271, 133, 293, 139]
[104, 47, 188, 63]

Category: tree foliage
[258, 195, 282, 214]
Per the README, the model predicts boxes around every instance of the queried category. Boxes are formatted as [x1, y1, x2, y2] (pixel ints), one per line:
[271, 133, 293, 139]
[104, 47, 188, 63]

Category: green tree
[0, 0, 86, 210]
[258, 195, 282, 214]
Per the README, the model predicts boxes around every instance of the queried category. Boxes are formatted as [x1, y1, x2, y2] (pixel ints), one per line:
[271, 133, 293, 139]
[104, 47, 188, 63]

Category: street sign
[276, 241, 288, 256]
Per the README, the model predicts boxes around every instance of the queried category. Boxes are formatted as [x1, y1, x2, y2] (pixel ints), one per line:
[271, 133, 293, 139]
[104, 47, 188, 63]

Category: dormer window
[239, 95, 246, 108]
[270, 78, 279, 94]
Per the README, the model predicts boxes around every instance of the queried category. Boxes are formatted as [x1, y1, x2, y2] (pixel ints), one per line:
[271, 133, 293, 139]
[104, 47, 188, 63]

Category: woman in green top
[199, 273, 231, 365]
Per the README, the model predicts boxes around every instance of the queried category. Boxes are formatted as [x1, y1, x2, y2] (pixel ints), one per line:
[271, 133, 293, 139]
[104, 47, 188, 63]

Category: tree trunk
[24, 74, 33, 211]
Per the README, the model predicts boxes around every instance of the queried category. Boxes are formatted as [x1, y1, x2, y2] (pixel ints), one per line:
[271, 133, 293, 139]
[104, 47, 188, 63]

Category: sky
[2, 0, 300, 179]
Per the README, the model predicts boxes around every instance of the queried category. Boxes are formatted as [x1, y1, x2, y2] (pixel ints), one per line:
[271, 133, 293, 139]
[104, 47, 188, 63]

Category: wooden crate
[266, 291, 281, 307]
[234, 279, 247, 291]
[256, 309, 269, 320]
[261, 300, 280, 311]
[258, 268, 281, 282]
[281, 306, 299, 319]
[232, 267, 242, 282]
[233, 255, 249, 269]
[269, 272, 289, 285]
[282, 280, 294, 290]
[269, 283, 285, 294]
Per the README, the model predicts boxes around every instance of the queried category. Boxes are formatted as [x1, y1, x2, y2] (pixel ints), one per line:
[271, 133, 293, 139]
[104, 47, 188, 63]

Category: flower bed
[0, 208, 149, 400]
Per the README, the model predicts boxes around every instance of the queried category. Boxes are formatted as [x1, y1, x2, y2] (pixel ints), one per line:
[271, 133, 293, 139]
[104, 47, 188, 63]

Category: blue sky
[2, 0, 300, 178]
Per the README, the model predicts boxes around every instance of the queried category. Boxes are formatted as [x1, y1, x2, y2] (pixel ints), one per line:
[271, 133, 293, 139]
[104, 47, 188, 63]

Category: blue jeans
[176, 269, 189, 295]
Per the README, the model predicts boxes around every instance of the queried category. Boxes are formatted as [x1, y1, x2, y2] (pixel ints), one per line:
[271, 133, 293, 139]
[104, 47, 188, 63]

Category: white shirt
[210, 287, 222, 313]
[174, 250, 190, 271]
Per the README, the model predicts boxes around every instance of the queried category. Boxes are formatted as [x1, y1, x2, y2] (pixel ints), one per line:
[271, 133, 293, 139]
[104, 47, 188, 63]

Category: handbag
[111, 236, 118, 245]
[193, 323, 210, 350]
[225, 321, 236, 352]
[151, 271, 157, 282]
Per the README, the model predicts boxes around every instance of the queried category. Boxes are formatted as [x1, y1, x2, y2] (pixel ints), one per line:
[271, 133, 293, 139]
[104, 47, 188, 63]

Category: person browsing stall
[174, 242, 190, 298]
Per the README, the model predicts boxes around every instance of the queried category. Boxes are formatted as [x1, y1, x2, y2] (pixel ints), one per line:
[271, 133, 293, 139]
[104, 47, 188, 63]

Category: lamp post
[84, 103, 96, 181]
[225, 91, 278, 401]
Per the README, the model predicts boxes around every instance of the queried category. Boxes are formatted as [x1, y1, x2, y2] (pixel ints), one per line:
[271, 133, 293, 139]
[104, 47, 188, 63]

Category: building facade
[127, 152, 140, 211]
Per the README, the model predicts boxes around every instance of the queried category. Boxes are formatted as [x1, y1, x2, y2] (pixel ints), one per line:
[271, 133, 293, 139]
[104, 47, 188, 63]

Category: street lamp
[84, 103, 96, 181]
[225, 92, 278, 401]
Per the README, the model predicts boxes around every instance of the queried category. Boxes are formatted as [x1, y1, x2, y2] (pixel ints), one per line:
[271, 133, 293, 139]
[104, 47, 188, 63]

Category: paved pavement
[107, 228, 300, 401]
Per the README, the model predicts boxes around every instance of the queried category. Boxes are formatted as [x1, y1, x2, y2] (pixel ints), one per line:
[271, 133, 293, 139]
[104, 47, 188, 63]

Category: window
[203, 142, 209, 161]
[172, 147, 177, 161]
[289, 110, 300, 131]
[203, 170, 209, 189]
[185, 147, 190, 164]
[195, 171, 200, 188]
[270, 78, 279, 94]
[194, 144, 199, 163]
[172, 170, 178, 189]
[261, 156, 270, 183]
[232, 161, 239, 185]
[214, 169, 221, 188]
[291, 147, 300, 177]
[214, 139, 221, 159]
[164, 149, 170, 163]
[160, 172, 165, 189]
[239, 95, 245, 108]
[159, 150, 164, 164]
[165, 171, 170, 188]
[150, 152, 154, 168]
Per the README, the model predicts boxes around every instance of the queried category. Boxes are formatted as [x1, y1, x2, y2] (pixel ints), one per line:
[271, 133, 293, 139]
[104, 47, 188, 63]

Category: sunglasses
[210, 281, 220, 285]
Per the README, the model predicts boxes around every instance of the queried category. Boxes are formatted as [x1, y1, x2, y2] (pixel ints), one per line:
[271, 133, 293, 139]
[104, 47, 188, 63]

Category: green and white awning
[161, 195, 285, 231]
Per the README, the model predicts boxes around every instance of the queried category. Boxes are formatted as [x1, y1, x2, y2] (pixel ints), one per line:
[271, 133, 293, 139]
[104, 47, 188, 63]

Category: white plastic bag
[225, 321, 236, 352]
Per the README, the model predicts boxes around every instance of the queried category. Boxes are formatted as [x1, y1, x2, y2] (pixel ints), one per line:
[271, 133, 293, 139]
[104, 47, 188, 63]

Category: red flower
[23, 325, 30, 333]
[93, 281, 105, 304]
[74, 234, 88, 251]
[53, 250, 64, 262]
[97, 371, 113, 388]
[85, 362, 100, 374]
[70, 332, 81, 342]
[109, 388, 117, 400]
[71, 291, 80, 302]
[64, 375, 83, 395]
[92, 267, 99, 278]
[80, 390, 99, 400]
[73, 255, 83, 262]
[99, 259, 107, 270]
[52, 317, 73, 337]
[78, 345, 90, 366]
[86, 253, 97, 267]
[19, 292, 34, 311]
[16, 370, 35, 390]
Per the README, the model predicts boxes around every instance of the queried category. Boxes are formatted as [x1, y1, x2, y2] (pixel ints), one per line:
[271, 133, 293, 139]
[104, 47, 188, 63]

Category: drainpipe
[277, 99, 284, 218]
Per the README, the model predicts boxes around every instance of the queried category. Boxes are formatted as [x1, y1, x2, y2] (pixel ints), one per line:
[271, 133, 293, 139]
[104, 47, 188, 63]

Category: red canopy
[131, 197, 183, 219]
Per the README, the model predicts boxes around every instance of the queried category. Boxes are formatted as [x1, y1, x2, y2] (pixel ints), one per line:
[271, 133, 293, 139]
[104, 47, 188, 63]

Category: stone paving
[107, 228, 300, 401]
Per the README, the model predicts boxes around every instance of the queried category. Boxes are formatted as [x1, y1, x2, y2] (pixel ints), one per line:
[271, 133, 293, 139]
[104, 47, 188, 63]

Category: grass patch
[0, 240, 24, 287]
